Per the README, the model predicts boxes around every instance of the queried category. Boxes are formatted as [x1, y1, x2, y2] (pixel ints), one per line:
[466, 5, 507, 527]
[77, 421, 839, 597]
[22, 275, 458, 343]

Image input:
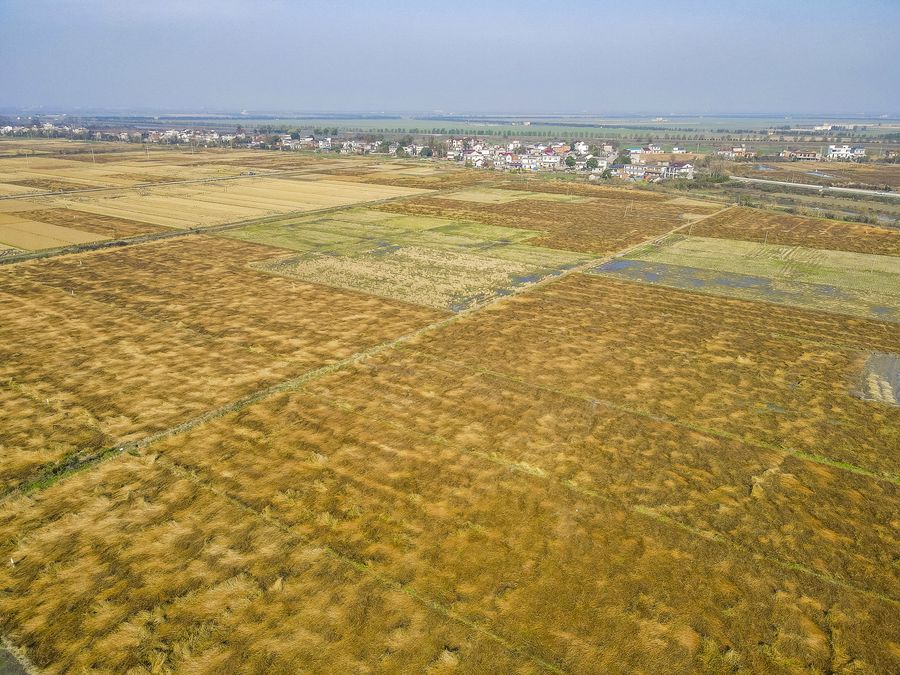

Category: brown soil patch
[14, 208, 168, 239]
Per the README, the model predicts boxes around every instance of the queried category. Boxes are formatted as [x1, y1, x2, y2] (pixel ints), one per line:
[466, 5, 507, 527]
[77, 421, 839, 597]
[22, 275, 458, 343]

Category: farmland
[0, 150, 426, 251]
[376, 190, 720, 254]
[229, 207, 587, 310]
[594, 234, 900, 321]
[729, 161, 900, 191]
[0, 143, 898, 673]
[688, 206, 900, 256]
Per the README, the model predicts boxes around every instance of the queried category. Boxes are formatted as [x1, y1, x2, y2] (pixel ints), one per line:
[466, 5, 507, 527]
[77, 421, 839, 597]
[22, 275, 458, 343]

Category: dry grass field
[0, 236, 441, 489]
[690, 206, 900, 256]
[42, 178, 424, 231]
[3, 274, 895, 671]
[0, 146, 897, 673]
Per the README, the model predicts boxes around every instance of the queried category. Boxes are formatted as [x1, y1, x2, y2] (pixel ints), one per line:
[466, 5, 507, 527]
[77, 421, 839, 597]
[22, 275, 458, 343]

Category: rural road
[728, 175, 899, 198]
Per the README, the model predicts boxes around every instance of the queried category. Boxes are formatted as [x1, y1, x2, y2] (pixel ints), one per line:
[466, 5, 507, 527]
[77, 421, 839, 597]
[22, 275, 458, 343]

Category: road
[728, 175, 899, 199]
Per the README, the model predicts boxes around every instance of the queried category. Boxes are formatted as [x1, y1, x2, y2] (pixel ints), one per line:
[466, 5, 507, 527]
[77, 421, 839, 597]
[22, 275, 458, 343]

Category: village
[0, 120, 881, 184]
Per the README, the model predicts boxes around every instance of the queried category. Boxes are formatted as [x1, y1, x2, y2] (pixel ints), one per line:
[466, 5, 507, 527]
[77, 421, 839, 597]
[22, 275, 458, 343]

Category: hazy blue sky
[1, 0, 897, 114]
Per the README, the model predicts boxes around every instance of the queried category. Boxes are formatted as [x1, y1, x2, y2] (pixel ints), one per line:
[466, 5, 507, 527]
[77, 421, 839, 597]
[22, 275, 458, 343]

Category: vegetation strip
[307, 388, 898, 606]
[154, 454, 566, 673]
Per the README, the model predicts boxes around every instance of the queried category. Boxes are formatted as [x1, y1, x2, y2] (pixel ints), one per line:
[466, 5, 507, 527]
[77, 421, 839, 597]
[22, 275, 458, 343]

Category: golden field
[0, 149, 425, 251]
[0, 142, 897, 673]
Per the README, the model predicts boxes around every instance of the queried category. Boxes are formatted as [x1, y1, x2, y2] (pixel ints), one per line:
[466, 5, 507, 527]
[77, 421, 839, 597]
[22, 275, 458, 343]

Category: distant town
[2, 119, 895, 184]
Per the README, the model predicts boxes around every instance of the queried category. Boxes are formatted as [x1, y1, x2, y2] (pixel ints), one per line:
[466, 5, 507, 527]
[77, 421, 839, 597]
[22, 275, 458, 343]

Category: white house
[826, 144, 866, 160]
[573, 141, 590, 154]
[520, 156, 541, 171]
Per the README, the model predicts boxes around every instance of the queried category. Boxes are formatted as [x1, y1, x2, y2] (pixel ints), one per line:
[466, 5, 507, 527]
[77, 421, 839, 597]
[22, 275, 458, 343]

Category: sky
[0, 0, 898, 115]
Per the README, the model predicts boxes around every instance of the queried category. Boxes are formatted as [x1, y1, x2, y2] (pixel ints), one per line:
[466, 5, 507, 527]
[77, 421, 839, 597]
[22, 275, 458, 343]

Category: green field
[629, 234, 900, 295]
[227, 207, 588, 310]
[592, 234, 900, 321]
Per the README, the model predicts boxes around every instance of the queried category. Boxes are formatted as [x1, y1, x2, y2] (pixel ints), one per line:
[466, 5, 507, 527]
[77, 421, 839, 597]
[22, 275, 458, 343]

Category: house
[540, 151, 562, 169]
[622, 164, 647, 179]
[826, 144, 866, 160]
[780, 149, 821, 161]
[520, 156, 541, 171]
[667, 162, 694, 179]
[647, 143, 663, 153]
[573, 141, 589, 154]
[716, 144, 757, 160]
[672, 146, 686, 154]
[464, 150, 485, 168]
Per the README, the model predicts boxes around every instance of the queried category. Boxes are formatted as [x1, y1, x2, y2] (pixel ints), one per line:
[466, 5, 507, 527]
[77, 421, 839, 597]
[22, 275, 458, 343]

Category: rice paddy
[0, 142, 897, 673]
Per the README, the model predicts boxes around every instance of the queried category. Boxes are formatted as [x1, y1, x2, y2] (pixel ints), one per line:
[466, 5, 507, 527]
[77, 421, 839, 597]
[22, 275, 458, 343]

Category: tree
[586, 157, 599, 171]
[420, 147, 433, 157]
[565, 155, 576, 168]
[615, 151, 632, 165]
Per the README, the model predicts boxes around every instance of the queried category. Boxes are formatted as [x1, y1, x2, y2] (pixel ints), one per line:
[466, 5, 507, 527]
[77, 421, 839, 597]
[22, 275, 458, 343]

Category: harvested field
[44, 178, 425, 230]
[0, 214, 104, 250]
[443, 187, 590, 204]
[500, 179, 673, 201]
[254, 243, 579, 311]
[377, 195, 720, 254]
[0, 236, 442, 487]
[11, 208, 168, 240]
[4, 177, 84, 192]
[0, 455, 523, 673]
[115, 366, 899, 672]
[327, 167, 491, 190]
[409, 274, 900, 478]
[1, 147, 898, 673]
[690, 206, 900, 256]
